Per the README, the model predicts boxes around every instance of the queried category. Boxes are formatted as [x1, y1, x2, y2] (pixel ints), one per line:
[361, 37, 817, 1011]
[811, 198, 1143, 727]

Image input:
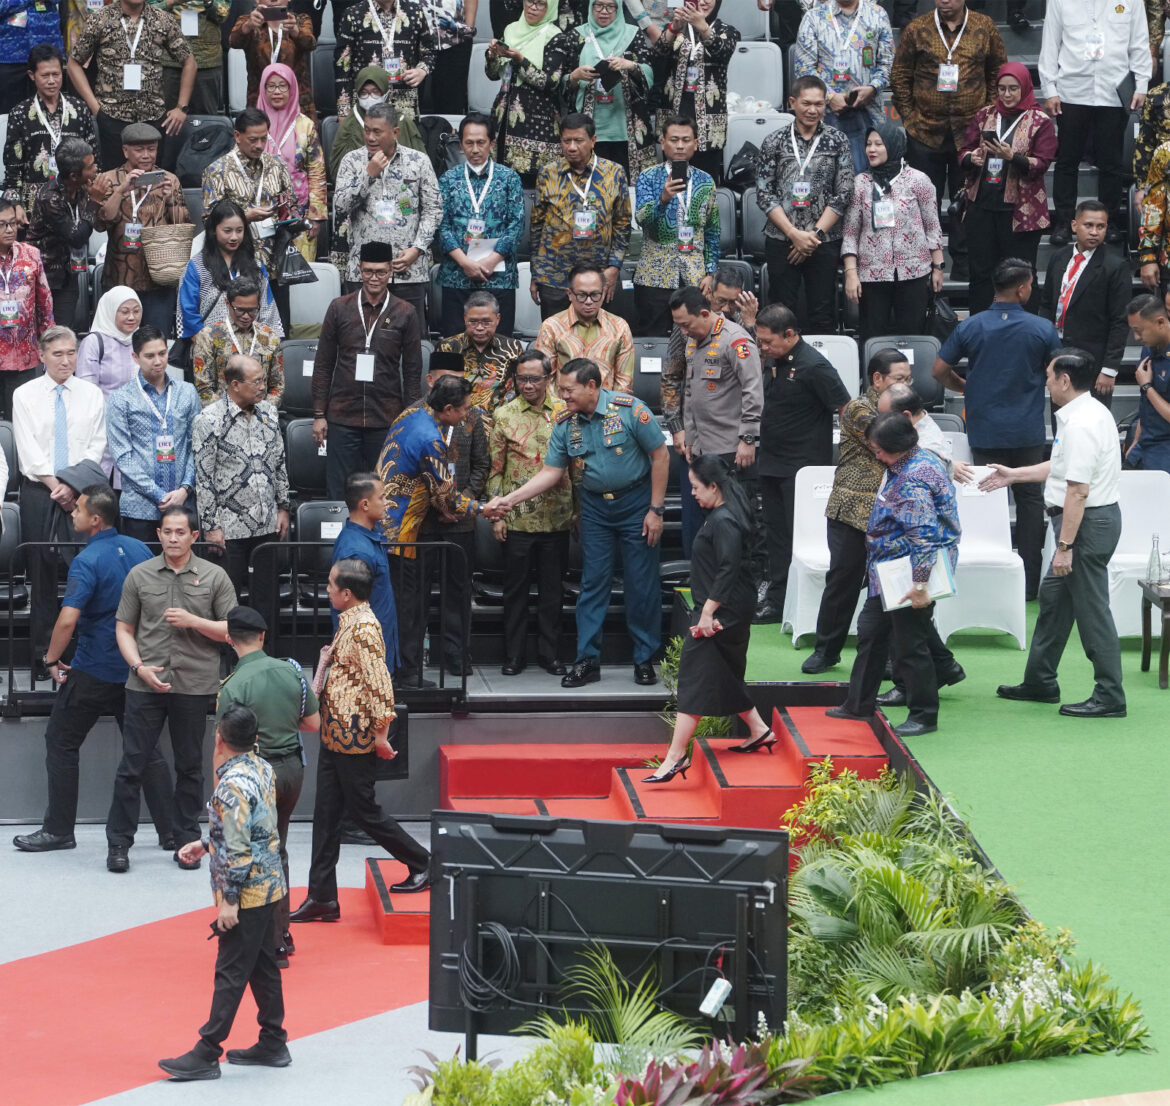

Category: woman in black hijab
[840, 119, 946, 347]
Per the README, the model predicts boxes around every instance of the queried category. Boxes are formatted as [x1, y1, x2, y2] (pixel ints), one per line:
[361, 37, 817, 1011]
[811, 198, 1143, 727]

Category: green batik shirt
[153, 0, 230, 70]
[208, 750, 286, 908]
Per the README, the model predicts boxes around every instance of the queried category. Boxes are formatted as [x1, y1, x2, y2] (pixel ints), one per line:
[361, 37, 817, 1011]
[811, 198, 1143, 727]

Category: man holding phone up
[632, 115, 721, 337]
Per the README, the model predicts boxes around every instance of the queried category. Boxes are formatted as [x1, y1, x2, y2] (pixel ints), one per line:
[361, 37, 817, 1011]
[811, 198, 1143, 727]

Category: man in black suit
[1039, 200, 1132, 410]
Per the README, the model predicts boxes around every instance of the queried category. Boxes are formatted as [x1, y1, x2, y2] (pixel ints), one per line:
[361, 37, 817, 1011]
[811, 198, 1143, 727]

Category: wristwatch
[178, 104, 190, 114]
[649, 504, 665, 516]
[1141, 383, 1153, 395]
[913, 583, 926, 593]
[814, 227, 827, 243]
[1057, 539, 1074, 552]
[130, 662, 142, 674]
[932, 262, 945, 271]
[739, 434, 758, 445]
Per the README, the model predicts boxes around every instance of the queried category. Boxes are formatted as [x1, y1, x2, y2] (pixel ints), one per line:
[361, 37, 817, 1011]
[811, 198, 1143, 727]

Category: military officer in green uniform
[486, 358, 670, 688]
[218, 606, 321, 968]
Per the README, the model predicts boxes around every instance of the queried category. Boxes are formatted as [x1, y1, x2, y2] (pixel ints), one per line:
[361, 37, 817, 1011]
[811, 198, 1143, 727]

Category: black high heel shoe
[642, 756, 692, 783]
[728, 729, 776, 754]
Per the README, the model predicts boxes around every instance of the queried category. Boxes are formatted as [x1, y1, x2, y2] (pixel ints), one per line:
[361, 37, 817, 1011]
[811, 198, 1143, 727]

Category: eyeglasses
[996, 83, 1020, 92]
[266, 80, 291, 92]
[232, 305, 258, 316]
[516, 374, 546, 385]
[0, 220, 17, 231]
[525, 0, 548, 7]
[594, 2, 618, 10]
[570, 290, 603, 302]
[711, 294, 738, 308]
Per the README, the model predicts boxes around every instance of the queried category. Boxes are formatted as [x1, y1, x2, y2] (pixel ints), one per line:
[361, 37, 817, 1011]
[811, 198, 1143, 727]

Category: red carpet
[0, 886, 428, 1106]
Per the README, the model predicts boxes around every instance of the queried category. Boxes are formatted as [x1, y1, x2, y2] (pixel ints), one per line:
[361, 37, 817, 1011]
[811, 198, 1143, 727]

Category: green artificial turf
[744, 605, 1170, 1105]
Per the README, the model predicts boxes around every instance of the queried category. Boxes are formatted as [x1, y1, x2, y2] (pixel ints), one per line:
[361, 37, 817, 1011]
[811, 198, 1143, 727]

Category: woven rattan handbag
[140, 205, 196, 287]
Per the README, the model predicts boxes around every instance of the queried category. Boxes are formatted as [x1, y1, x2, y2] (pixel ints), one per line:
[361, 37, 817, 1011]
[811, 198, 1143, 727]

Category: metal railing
[3, 538, 471, 717]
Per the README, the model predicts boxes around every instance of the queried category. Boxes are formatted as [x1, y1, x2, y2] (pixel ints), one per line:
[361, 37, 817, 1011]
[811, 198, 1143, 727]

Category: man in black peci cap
[311, 241, 424, 501]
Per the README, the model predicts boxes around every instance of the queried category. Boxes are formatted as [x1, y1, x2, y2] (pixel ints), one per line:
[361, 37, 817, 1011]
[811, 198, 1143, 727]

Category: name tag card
[181, 9, 199, 34]
[641, 357, 662, 374]
[123, 63, 143, 90]
[303, 357, 314, 377]
[937, 63, 959, 92]
[355, 353, 376, 382]
[320, 521, 343, 539]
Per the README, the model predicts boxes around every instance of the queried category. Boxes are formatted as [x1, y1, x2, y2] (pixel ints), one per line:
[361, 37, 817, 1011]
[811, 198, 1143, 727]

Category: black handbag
[271, 223, 318, 287]
[927, 292, 960, 344]
[724, 141, 760, 193]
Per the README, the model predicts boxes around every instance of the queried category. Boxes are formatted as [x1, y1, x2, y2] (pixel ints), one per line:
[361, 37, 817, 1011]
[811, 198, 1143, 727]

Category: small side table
[1139, 580, 1170, 689]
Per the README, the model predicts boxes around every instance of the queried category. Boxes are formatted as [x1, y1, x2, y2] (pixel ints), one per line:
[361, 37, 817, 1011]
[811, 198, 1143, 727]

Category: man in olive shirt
[218, 606, 320, 968]
[106, 503, 236, 874]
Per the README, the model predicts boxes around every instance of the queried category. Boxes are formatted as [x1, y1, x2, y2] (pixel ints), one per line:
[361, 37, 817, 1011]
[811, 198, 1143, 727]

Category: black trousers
[1053, 103, 1128, 227]
[263, 750, 305, 946]
[844, 595, 941, 726]
[906, 135, 966, 263]
[220, 531, 277, 601]
[594, 140, 629, 176]
[197, 900, 286, 1059]
[439, 286, 517, 339]
[1024, 507, 1125, 708]
[814, 518, 868, 660]
[0, 367, 39, 420]
[857, 274, 931, 348]
[634, 283, 677, 338]
[51, 283, 81, 333]
[501, 529, 568, 665]
[20, 480, 68, 656]
[325, 424, 389, 501]
[42, 668, 175, 838]
[965, 205, 1042, 316]
[307, 745, 431, 902]
[971, 443, 1046, 596]
[392, 531, 475, 674]
[692, 147, 723, 186]
[538, 283, 570, 320]
[106, 690, 213, 848]
[760, 473, 796, 609]
[0, 62, 30, 114]
[764, 237, 839, 333]
[137, 288, 178, 338]
[120, 514, 162, 543]
[420, 41, 474, 115]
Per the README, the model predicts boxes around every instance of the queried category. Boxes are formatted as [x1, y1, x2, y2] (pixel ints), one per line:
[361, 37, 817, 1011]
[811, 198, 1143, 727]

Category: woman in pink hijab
[959, 61, 1057, 315]
[257, 62, 328, 262]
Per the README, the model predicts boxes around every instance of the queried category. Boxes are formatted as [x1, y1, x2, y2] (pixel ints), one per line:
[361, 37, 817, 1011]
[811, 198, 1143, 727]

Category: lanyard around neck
[226, 318, 258, 357]
[122, 15, 144, 60]
[996, 111, 1025, 144]
[268, 23, 284, 58]
[934, 6, 968, 63]
[832, 2, 863, 55]
[360, 293, 389, 351]
[129, 181, 154, 221]
[368, 0, 399, 56]
[790, 126, 822, 178]
[136, 373, 172, 424]
[33, 98, 63, 150]
[567, 155, 597, 206]
[464, 160, 494, 214]
[231, 150, 268, 207]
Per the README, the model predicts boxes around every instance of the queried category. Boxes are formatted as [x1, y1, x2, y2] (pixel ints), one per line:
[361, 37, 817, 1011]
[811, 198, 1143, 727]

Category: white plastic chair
[723, 112, 792, 176]
[228, 49, 248, 114]
[289, 261, 342, 329]
[805, 334, 860, 400]
[782, 465, 863, 644]
[934, 485, 1026, 648]
[943, 431, 972, 463]
[319, 2, 335, 43]
[514, 261, 541, 338]
[1108, 470, 1170, 636]
[718, 0, 770, 40]
[727, 43, 784, 110]
[469, 43, 502, 115]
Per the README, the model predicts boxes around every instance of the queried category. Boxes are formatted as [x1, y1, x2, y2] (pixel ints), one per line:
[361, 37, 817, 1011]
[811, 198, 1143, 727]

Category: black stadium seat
[631, 338, 670, 412]
[863, 335, 944, 410]
[278, 340, 319, 417]
[311, 45, 337, 119]
[285, 418, 327, 499]
[0, 421, 17, 499]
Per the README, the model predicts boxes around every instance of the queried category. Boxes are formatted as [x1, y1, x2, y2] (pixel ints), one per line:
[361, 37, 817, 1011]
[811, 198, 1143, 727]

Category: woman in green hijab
[546, 0, 656, 176]
[328, 65, 424, 181]
[486, 0, 570, 185]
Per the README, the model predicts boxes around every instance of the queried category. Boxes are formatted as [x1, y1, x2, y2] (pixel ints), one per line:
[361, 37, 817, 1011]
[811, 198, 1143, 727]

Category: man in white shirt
[981, 349, 1125, 719]
[1040, 0, 1151, 245]
[12, 326, 107, 678]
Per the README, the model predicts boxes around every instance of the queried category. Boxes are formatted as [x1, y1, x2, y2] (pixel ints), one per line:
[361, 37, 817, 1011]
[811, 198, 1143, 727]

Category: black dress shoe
[1049, 227, 1071, 247]
[996, 682, 1060, 704]
[938, 664, 967, 687]
[825, 705, 872, 720]
[752, 601, 782, 625]
[395, 671, 437, 689]
[633, 662, 657, 685]
[289, 896, 340, 923]
[445, 655, 472, 677]
[501, 658, 526, 676]
[876, 686, 907, 707]
[390, 868, 431, 893]
[540, 659, 567, 676]
[1007, 10, 1030, 32]
[894, 719, 938, 737]
[561, 659, 600, 687]
[801, 651, 840, 675]
[283, 929, 295, 955]
[174, 848, 201, 870]
[275, 946, 290, 969]
[1059, 698, 1127, 719]
[158, 1049, 221, 1080]
[107, 845, 130, 873]
[227, 1042, 291, 1067]
[13, 829, 76, 852]
[340, 826, 376, 846]
[158, 832, 178, 851]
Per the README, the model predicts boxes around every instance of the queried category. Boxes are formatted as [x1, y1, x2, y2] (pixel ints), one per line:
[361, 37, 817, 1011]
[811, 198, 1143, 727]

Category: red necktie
[1056, 251, 1086, 328]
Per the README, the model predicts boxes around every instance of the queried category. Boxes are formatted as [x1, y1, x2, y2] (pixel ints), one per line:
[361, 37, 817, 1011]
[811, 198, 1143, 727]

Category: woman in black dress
[644, 456, 774, 784]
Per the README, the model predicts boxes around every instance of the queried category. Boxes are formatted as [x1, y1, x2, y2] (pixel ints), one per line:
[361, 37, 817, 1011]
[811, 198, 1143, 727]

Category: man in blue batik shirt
[106, 324, 201, 544]
[436, 111, 525, 338]
[1125, 294, 1170, 475]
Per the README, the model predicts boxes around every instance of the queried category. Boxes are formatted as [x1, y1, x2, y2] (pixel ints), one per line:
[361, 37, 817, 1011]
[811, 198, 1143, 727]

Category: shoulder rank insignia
[555, 408, 574, 424]
[712, 316, 724, 337]
[612, 394, 634, 406]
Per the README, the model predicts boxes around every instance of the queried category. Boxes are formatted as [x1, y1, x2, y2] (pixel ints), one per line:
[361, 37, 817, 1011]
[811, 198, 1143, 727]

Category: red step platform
[365, 706, 890, 942]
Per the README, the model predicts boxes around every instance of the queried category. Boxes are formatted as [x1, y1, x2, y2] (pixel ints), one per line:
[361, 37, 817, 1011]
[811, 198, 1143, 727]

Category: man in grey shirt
[106, 503, 236, 874]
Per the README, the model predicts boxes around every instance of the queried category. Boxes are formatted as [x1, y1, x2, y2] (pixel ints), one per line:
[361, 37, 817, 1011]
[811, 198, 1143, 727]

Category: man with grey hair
[433, 290, 526, 414]
[192, 354, 290, 598]
[334, 101, 442, 335]
[12, 326, 107, 679]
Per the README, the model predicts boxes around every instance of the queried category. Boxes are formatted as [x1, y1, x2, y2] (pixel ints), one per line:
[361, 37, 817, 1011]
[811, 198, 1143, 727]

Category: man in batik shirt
[433, 290, 526, 415]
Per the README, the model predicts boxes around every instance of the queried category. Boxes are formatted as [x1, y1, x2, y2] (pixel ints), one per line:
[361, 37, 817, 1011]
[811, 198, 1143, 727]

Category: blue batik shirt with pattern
[207, 749, 285, 908]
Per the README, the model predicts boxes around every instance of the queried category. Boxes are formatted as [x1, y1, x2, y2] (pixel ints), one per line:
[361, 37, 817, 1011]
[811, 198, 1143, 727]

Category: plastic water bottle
[1147, 534, 1165, 585]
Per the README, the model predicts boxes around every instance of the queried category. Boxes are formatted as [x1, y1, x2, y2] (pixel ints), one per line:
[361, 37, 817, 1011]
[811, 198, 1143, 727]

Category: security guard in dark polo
[217, 607, 321, 968]
[487, 357, 670, 688]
